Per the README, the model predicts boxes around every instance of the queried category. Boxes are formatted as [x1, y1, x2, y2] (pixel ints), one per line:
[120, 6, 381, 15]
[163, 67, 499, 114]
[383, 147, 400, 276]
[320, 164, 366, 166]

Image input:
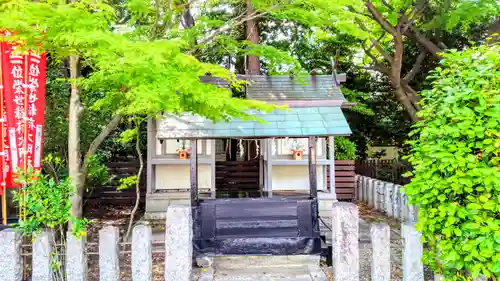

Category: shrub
[404, 43, 500, 280]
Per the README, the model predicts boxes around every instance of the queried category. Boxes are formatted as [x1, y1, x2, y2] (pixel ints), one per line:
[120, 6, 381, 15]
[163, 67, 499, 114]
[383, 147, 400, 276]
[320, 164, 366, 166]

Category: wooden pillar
[329, 136, 337, 200]
[266, 139, 273, 198]
[190, 139, 198, 206]
[210, 140, 216, 199]
[309, 136, 318, 198]
[259, 140, 264, 196]
[146, 119, 155, 195]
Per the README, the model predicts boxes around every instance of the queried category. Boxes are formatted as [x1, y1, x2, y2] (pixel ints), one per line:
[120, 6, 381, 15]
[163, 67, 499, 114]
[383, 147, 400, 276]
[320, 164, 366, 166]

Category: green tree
[0, 0, 282, 220]
[404, 43, 500, 280]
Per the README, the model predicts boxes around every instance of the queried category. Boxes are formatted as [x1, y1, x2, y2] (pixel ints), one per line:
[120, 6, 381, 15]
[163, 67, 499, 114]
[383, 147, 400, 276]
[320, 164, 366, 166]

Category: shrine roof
[200, 74, 347, 105]
[156, 106, 351, 139]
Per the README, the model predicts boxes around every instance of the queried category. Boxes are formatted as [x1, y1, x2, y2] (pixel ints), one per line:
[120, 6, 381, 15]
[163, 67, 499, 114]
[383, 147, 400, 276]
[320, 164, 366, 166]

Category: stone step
[213, 266, 313, 281]
[213, 255, 321, 270]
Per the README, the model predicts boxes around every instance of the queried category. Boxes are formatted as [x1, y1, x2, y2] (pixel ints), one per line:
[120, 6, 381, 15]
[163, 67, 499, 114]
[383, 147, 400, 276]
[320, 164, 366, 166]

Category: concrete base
[194, 255, 327, 281]
[318, 192, 337, 220]
[145, 191, 211, 219]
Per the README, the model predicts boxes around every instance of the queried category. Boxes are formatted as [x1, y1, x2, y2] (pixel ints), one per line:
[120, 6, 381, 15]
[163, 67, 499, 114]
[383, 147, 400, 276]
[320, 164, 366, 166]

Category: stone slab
[0, 229, 22, 281]
[32, 231, 53, 281]
[165, 205, 192, 281]
[132, 224, 153, 281]
[66, 233, 87, 281]
[331, 202, 359, 281]
[99, 226, 120, 281]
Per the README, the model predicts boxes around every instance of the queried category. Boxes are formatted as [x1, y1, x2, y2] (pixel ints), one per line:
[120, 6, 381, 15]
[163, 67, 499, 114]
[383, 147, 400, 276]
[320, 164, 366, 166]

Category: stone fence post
[165, 205, 192, 281]
[32, 230, 54, 281]
[402, 223, 424, 281]
[0, 229, 22, 281]
[331, 202, 359, 281]
[99, 226, 120, 281]
[133, 224, 153, 281]
[66, 233, 87, 281]
[371, 223, 390, 281]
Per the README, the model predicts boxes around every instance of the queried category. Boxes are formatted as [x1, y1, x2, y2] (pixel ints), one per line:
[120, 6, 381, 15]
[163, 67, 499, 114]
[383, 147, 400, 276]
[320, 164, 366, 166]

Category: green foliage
[86, 154, 111, 188]
[117, 175, 139, 191]
[403, 43, 500, 280]
[334, 136, 357, 160]
[12, 168, 88, 238]
[0, 0, 277, 124]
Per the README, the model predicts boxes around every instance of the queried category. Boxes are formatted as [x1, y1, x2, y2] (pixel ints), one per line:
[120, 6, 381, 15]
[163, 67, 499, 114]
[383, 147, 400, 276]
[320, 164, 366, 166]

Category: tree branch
[403, 50, 426, 82]
[194, 6, 278, 48]
[80, 115, 123, 182]
[405, 28, 443, 58]
[365, 0, 397, 35]
[372, 39, 393, 63]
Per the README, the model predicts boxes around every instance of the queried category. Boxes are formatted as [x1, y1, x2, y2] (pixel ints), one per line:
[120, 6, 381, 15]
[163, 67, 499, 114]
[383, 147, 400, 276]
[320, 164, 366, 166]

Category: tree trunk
[245, 0, 260, 74]
[124, 125, 144, 242]
[391, 31, 419, 122]
[68, 55, 84, 221]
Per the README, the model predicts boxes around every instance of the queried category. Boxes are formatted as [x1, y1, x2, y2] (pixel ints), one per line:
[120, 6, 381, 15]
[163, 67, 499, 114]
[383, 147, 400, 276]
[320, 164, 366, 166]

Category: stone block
[371, 223, 391, 281]
[363, 177, 369, 203]
[66, 233, 87, 281]
[33, 231, 54, 281]
[385, 183, 394, 217]
[331, 202, 359, 281]
[132, 224, 153, 281]
[402, 223, 424, 281]
[367, 179, 375, 208]
[165, 205, 192, 281]
[99, 226, 120, 281]
[0, 229, 22, 281]
[392, 185, 401, 220]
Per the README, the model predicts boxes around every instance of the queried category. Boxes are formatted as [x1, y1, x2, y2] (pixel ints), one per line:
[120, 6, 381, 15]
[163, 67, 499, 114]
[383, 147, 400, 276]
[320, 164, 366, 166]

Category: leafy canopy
[404, 43, 500, 280]
[0, 0, 276, 122]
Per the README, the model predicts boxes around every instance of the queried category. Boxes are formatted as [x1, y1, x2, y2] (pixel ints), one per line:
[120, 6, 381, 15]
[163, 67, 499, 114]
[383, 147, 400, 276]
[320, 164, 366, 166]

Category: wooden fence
[327, 160, 356, 200]
[355, 159, 411, 185]
[215, 160, 260, 192]
[0, 203, 477, 281]
[84, 160, 146, 206]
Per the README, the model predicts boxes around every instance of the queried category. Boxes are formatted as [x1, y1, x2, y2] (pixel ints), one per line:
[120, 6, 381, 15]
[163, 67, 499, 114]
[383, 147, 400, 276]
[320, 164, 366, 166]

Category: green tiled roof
[244, 75, 345, 101]
[156, 107, 351, 139]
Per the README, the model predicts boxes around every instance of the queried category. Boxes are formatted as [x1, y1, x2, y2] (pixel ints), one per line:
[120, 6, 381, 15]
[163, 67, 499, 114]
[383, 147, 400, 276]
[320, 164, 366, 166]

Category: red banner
[0, 31, 46, 188]
[26, 52, 46, 170]
[0, 40, 22, 185]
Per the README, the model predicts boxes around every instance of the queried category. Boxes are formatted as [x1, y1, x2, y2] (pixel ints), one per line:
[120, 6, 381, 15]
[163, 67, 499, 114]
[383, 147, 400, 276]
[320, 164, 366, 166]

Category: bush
[334, 136, 357, 160]
[404, 43, 500, 280]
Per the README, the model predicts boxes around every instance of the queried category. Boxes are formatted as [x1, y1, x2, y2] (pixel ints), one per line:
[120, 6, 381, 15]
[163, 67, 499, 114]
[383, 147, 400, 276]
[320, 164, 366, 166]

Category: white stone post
[385, 183, 394, 217]
[99, 226, 120, 281]
[358, 176, 364, 202]
[331, 203, 359, 281]
[133, 224, 152, 281]
[402, 223, 424, 281]
[371, 223, 391, 281]
[368, 179, 375, 208]
[392, 185, 401, 220]
[0, 229, 22, 281]
[400, 192, 409, 221]
[165, 205, 192, 281]
[374, 181, 384, 211]
[66, 233, 87, 281]
[363, 176, 369, 203]
[32, 230, 54, 281]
